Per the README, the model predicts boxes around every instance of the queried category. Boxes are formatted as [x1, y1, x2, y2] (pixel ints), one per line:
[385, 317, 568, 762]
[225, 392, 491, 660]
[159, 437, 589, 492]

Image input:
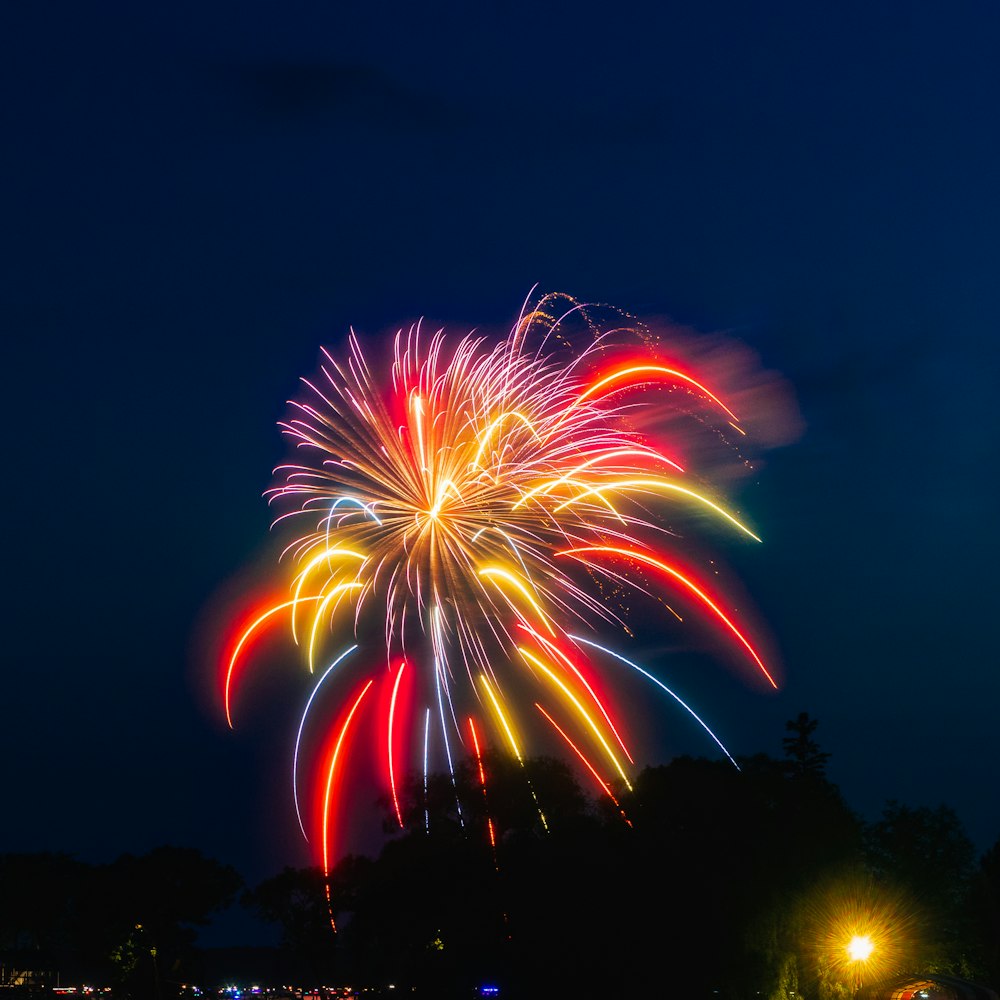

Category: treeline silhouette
[3, 714, 999, 998]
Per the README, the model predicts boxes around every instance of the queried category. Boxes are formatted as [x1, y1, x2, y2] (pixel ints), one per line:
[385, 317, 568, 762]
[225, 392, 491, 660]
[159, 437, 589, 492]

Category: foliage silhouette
[4, 715, 996, 998]
[0, 847, 241, 997]
[782, 711, 833, 779]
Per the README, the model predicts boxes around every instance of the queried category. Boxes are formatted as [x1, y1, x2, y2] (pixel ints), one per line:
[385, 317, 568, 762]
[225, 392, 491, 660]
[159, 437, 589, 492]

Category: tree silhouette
[864, 801, 977, 976]
[782, 711, 832, 779]
[969, 835, 1000, 986]
[0, 847, 242, 997]
[242, 864, 342, 982]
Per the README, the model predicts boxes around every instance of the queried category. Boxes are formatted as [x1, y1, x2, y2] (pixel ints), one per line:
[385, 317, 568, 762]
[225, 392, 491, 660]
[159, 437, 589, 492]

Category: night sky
[5, 0, 999, 943]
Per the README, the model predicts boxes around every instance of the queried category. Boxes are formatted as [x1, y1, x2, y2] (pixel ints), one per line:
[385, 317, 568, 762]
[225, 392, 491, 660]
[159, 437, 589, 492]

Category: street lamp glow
[847, 935, 874, 962]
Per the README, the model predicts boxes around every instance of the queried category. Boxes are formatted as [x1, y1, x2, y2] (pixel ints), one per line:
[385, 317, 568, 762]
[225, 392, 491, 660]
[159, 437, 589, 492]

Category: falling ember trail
[320, 679, 373, 931]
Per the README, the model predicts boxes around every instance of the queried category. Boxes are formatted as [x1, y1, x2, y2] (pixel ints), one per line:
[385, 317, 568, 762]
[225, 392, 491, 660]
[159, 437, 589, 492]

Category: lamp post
[847, 935, 874, 998]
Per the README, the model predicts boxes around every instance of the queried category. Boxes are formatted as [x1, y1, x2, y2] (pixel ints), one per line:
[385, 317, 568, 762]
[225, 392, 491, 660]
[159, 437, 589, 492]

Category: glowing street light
[848, 934, 874, 962]
[847, 935, 874, 996]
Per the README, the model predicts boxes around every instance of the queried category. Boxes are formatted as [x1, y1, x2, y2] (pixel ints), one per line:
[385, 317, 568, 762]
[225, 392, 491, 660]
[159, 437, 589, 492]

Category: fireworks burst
[221, 290, 776, 897]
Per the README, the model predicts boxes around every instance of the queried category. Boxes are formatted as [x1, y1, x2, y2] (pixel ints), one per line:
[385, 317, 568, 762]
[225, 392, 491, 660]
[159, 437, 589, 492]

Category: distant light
[847, 935, 874, 961]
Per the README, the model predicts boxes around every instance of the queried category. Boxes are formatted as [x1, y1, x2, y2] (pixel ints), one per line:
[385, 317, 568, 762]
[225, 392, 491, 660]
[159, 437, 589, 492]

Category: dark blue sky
[4, 0, 999, 937]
